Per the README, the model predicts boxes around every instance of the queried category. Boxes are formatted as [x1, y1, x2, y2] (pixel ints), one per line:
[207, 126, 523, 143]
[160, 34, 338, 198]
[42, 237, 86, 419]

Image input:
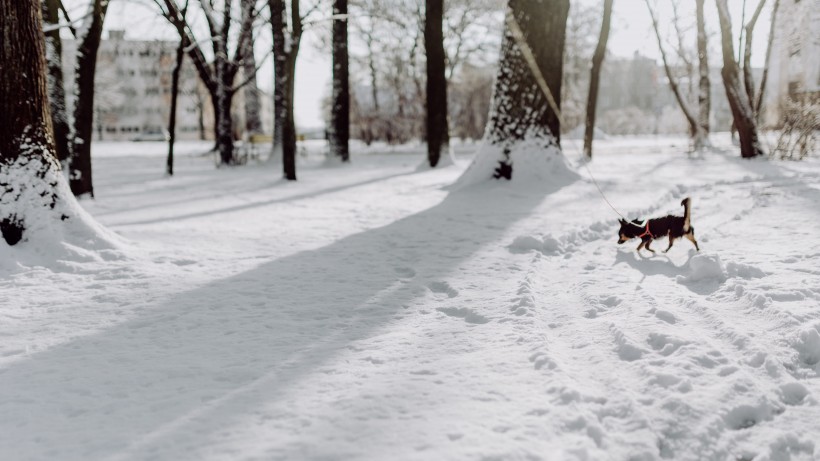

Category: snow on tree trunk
[241, 0, 263, 136]
[330, 0, 350, 163]
[715, 0, 765, 158]
[425, 0, 448, 167]
[456, 0, 574, 187]
[696, 0, 711, 137]
[270, 0, 300, 180]
[69, 0, 109, 198]
[41, 0, 71, 163]
[583, 0, 613, 159]
[1, 0, 114, 252]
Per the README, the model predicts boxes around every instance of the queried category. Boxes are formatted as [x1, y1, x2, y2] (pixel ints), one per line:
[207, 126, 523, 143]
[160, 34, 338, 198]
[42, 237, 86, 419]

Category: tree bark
[755, 0, 779, 117]
[696, 0, 711, 136]
[0, 0, 63, 244]
[41, 0, 71, 163]
[425, 0, 448, 167]
[270, 0, 300, 180]
[743, 0, 767, 107]
[583, 0, 613, 159]
[715, 0, 765, 158]
[478, 0, 569, 180]
[330, 0, 350, 162]
[167, 34, 185, 176]
[241, 0, 262, 135]
[69, 0, 109, 198]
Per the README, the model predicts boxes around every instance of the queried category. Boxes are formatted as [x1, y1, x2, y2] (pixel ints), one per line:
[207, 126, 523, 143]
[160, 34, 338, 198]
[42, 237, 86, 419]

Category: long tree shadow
[0, 180, 569, 460]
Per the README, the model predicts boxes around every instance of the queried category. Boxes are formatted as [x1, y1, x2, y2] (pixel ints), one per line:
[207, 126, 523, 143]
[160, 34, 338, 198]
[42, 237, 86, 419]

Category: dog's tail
[681, 197, 692, 232]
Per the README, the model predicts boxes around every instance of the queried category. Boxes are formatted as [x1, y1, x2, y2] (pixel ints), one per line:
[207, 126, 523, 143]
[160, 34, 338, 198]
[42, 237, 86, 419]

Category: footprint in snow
[394, 266, 416, 279]
[436, 307, 489, 324]
[428, 281, 459, 298]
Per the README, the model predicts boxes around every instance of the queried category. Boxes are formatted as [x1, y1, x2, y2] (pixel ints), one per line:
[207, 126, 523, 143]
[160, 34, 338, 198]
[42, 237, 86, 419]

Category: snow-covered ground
[2, 135, 820, 460]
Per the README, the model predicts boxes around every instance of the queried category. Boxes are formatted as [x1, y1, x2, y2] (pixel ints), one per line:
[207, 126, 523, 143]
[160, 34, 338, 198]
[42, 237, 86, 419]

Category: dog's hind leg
[663, 237, 676, 253]
[684, 231, 700, 251]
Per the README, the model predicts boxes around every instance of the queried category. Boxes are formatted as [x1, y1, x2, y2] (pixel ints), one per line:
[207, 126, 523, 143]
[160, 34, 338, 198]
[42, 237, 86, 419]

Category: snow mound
[725, 261, 766, 279]
[793, 325, 820, 371]
[677, 253, 726, 284]
[0, 154, 126, 272]
[509, 234, 562, 255]
[453, 138, 579, 190]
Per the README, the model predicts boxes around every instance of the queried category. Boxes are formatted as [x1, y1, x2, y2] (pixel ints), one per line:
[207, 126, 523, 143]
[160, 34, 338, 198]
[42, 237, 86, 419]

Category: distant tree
[425, 0, 448, 167]
[241, 0, 263, 136]
[69, 0, 110, 198]
[155, 0, 262, 166]
[40, 0, 71, 163]
[462, 0, 569, 182]
[755, 0, 779, 118]
[167, 0, 189, 177]
[1, 0, 65, 244]
[270, 0, 303, 180]
[330, 0, 350, 162]
[646, 0, 708, 150]
[695, 0, 711, 138]
[715, 0, 765, 158]
[582, 0, 613, 159]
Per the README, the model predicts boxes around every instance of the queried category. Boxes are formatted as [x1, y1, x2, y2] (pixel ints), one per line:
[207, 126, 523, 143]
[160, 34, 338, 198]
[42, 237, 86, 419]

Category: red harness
[637, 222, 654, 239]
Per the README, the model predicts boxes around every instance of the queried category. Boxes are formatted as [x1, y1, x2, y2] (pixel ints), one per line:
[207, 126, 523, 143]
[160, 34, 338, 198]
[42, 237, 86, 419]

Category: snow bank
[0, 154, 125, 272]
[509, 234, 562, 255]
[453, 138, 579, 189]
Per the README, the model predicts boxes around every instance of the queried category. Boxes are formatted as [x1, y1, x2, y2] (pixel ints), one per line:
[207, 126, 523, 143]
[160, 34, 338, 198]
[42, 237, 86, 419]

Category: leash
[506, 10, 628, 222]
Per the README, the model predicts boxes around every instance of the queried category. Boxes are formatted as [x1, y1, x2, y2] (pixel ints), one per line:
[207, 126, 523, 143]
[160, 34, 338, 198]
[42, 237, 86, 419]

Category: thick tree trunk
[69, 0, 109, 198]
[283, 52, 298, 180]
[696, 0, 711, 136]
[715, 0, 765, 158]
[167, 36, 185, 176]
[425, 0, 448, 167]
[330, 0, 350, 162]
[270, 0, 287, 162]
[214, 58, 235, 165]
[460, 0, 568, 183]
[0, 0, 64, 245]
[583, 0, 613, 159]
[755, 0, 779, 117]
[41, 0, 71, 163]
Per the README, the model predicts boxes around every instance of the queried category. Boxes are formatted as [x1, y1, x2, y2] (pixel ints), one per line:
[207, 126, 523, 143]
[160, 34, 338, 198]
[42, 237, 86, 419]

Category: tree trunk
[41, 0, 71, 163]
[715, 0, 765, 158]
[270, 0, 300, 180]
[583, 0, 613, 159]
[755, 0, 779, 117]
[330, 0, 350, 162]
[696, 0, 711, 136]
[0, 0, 64, 245]
[646, 0, 707, 149]
[167, 35, 185, 176]
[241, 0, 262, 136]
[69, 0, 109, 198]
[425, 0, 448, 167]
[461, 0, 568, 183]
[743, 0, 767, 106]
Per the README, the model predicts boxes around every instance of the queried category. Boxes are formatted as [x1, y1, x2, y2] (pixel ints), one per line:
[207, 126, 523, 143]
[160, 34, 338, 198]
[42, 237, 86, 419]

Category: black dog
[617, 198, 700, 254]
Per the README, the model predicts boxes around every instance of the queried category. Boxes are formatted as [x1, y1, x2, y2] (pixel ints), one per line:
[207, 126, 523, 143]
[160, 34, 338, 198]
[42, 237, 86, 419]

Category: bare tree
[755, 0, 779, 117]
[155, 0, 262, 166]
[582, 0, 613, 159]
[742, 0, 767, 107]
[68, 0, 110, 198]
[241, 0, 263, 136]
[167, 0, 189, 177]
[330, 0, 350, 162]
[646, 0, 708, 150]
[715, 0, 764, 158]
[270, 0, 304, 180]
[425, 0, 448, 167]
[695, 0, 711, 137]
[1, 0, 65, 244]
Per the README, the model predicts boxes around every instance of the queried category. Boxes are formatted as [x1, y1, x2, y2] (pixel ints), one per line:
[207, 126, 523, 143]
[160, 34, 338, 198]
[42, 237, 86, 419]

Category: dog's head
[617, 218, 644, 244]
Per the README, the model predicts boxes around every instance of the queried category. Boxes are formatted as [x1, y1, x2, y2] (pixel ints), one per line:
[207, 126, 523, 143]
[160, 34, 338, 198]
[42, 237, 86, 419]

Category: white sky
[63, 0, 774, 129]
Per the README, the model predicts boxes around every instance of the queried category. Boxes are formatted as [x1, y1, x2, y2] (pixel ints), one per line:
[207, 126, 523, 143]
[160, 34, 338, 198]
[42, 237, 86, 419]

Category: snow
[2, 134, 820, 460]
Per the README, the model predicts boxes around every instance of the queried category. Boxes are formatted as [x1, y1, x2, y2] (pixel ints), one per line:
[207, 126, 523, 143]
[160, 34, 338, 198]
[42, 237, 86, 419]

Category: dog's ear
[619, 218, 626, 225]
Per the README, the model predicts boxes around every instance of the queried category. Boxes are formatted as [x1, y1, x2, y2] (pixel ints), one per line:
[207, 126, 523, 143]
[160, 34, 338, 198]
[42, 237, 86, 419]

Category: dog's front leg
[636, 240, 646, 253]
[644, 239, 656, 253]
